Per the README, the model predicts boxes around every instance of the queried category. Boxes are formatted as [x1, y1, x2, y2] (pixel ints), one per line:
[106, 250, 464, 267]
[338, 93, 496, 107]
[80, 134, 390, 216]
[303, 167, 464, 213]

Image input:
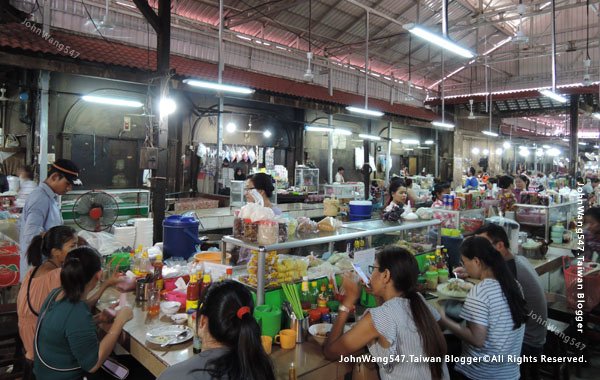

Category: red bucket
[563, 256, 600, 312]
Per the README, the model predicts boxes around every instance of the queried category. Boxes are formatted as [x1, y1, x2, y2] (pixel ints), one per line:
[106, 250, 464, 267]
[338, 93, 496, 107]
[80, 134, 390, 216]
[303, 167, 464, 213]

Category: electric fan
[72, 191, 119, 232]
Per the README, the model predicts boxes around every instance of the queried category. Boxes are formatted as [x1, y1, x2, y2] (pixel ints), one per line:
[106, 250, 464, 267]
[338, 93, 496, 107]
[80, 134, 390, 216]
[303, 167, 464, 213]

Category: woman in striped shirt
[324, 247, 448, 380]
[439, 236, 527, 380]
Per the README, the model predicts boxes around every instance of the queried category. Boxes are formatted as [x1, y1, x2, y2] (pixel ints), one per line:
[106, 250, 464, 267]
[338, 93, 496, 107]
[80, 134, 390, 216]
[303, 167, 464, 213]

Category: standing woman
[513, 175, 530, 202]
[17, 226, 77, 377]
[245, 173, 281, 215]
[158, 280, 275, 380]
[438, 237, 527, 380]
[324, 247, 448, 379]
[33, 247, 132, 380]
[384, 178, 408, 212]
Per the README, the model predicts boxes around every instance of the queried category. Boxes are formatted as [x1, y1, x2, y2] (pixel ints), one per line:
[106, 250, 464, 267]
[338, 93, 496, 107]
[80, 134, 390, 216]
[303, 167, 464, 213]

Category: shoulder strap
[34, 288, 82, 372]
[26, 266, 42, 316]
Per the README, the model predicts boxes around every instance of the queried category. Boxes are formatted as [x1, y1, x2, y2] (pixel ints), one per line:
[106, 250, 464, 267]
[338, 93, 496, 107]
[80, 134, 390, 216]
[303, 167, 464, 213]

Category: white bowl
[170, 313, 188, 324]
[160, 301, 181, 315]
[308, 323, 351, 345]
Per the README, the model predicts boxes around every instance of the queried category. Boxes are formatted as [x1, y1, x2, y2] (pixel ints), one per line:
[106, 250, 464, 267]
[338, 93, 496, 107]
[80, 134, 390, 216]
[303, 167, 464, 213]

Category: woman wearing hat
[19, 159, 81, 282]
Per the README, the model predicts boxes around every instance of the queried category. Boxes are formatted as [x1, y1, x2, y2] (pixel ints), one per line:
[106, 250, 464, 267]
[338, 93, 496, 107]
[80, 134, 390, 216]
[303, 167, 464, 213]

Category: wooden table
[97, 288, 351, 379]
[527, 247, 570, 276]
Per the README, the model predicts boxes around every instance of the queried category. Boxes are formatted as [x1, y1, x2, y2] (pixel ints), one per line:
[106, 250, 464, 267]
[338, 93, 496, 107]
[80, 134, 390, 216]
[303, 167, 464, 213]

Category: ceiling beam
[132, 0, 160, 32]
[226, 0, 308, 28]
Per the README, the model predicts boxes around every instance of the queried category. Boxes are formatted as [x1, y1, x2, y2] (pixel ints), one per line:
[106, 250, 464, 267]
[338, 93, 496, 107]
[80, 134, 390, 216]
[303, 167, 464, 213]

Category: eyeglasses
[244, 187, 255, 193]
[368, 265, 380, 274]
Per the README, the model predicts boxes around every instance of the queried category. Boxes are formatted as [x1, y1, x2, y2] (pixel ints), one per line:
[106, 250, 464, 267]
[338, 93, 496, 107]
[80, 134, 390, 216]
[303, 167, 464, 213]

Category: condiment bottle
[199, 273, 212, 304]
[288, 362, 297, 380]
[153, 254, 164, 291]
[137, 251, 150, 276]
[186, 273, 200, 312]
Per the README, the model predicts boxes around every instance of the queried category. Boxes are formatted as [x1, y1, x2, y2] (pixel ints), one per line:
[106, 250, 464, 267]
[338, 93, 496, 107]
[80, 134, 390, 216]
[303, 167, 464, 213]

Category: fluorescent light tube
[542, 145, 551, 149]
[539, 89, 567, 103]
[82, 95, 143, 107]
[392, 138, 401, 143]
[482, 131, 499, 137]
[579, 142, 587, 146]
[404, 24, 475, 58]
[424, 140, 434, 145]
[401, 139, 420, 145]
[305, 126, 333, 132]
[333, 128, 352, 136]
[562, 138, 570, 142]
[592, 113, 600, 120]
[183, 79, 255, 94]
[431, 121, 455, 128]
[358, 134, 382, 141]
[346, 106, 384, 117]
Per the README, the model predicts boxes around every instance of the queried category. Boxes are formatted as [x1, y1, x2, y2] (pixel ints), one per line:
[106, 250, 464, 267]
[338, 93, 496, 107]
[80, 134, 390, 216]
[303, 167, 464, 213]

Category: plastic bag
[317, 217, 342, 232]
[297, 217, 318, 234]
[78, 231, 125, 256]
[248, 148, 256, 164]
[239, 203, 275, 222]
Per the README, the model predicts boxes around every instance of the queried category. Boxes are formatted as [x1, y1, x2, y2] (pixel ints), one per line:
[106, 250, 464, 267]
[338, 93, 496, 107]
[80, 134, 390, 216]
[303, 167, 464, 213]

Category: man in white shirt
[334, 167, 345, 183]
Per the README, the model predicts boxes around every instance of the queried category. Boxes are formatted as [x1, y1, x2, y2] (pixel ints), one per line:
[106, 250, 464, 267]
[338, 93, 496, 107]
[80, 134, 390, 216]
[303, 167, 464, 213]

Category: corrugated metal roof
[0, 22, 436, 121]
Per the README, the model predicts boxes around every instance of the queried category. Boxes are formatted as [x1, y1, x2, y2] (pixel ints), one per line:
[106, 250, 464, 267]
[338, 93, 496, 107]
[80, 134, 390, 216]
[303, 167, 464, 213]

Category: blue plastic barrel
[163, 215, 202, 259]
[349, 200, 372, 221]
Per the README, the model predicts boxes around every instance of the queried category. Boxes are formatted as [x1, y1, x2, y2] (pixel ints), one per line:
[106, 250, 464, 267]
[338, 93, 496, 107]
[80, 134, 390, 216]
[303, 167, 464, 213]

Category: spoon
[160, 330, 188, 348]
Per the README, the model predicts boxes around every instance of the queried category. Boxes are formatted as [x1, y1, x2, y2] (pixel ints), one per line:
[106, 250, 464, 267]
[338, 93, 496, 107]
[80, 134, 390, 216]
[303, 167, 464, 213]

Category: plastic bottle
[300, 276, 311, 312]
[288, 362, 297, 380]
[186, 273, 200, 312]
[153, 254, 164, 291]
[199, 273, 212, 304]
[226, 267, 233, 280]
[310, 281, 319, 309]
[137, 251, 150, 276]
[317, 284, 328, 308]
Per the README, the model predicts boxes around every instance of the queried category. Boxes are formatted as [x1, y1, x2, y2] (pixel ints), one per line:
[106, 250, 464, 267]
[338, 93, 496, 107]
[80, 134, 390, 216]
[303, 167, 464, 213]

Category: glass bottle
[310, 281, 319, 309]
[300, 276, 311, 312]
[186, 273, 200, 312]
[153, 254, 164, 291]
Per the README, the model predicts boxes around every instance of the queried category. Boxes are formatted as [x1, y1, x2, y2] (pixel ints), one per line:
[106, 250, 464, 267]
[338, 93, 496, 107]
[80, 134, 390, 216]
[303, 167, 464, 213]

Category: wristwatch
[338, 304, 352, 313]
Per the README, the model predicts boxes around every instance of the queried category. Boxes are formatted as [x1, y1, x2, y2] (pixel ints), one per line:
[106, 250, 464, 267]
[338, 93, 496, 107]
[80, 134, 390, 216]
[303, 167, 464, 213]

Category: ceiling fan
[467, 99, 487, 119]
[84, 0, 132, 40]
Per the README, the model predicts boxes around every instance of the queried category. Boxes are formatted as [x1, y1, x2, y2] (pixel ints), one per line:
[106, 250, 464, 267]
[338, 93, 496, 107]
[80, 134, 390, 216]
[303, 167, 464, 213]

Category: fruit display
[246, 250, 278, 288]
[274, 255, 308, 283]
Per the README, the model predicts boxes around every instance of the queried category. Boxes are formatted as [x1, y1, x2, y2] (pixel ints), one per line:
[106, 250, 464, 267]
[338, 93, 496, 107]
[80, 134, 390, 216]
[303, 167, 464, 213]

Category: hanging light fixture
[403, 24, 475, 58]
[182, 79, 255, 95]
[431, 2, 455, 129]
[346, 11, 384, 117]
[540, 0, 567, 103]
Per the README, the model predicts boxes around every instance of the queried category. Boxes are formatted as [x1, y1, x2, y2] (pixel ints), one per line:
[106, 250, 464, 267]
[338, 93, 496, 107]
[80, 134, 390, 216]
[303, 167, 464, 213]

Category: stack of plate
[133, 218, 153, 250]
[112, 226, 136, 248]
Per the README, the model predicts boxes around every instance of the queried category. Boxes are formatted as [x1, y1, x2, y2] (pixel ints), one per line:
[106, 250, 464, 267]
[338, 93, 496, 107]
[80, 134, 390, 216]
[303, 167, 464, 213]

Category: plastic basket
[562, 256, 600, 312]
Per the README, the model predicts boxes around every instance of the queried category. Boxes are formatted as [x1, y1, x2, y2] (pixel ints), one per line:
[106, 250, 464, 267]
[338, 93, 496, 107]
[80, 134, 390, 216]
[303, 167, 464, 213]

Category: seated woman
[158, 280, 275, 380]
[431, 183, 451, 208]
[33, 247, 132, 380]
[17, 226, 77, 375]
[438, 237, 527, 380]
[324, 247, 448, 380]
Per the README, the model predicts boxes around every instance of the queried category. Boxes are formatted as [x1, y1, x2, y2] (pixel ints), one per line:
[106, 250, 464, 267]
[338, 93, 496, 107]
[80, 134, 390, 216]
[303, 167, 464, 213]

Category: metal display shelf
[514, 201, 579, 242]
[222, 219, 440, 305]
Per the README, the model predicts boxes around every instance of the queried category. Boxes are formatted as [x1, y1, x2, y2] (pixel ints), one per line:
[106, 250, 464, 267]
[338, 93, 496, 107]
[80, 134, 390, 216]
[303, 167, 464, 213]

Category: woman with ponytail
[158, 280, 275, 380]
[17, 226, 77, 369]
[324, 247, 448, 380]
[438, 236, 527, 380]
[33, 247, 132, 380]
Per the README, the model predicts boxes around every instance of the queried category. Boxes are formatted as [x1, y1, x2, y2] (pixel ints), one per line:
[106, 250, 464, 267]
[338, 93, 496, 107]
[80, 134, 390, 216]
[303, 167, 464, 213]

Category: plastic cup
[425, 271, 439, 291]
[274, 329, 296, 349]
[261, 335, 273, 354]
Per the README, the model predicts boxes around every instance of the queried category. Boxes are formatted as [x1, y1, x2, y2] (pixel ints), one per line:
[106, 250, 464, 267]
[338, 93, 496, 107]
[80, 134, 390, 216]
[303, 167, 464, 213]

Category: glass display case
[294, 166, 319, 193]
[222, 219, 441, 305]
[323, 182, 364, 200]
[230, 180, 245, 207]
[514, 201, 578, 242]
[432, 208, 486, 234]
[61, 189, 150, 221]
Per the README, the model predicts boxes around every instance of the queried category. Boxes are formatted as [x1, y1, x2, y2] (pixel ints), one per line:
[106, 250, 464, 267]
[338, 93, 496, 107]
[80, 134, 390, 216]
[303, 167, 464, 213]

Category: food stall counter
[97, 288, 352, 379]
